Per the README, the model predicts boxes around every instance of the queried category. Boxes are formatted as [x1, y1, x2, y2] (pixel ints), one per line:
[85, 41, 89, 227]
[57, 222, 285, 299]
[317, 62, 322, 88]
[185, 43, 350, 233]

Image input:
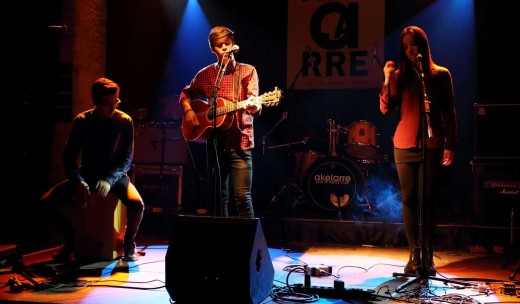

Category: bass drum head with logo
[303, 157, 364, 211]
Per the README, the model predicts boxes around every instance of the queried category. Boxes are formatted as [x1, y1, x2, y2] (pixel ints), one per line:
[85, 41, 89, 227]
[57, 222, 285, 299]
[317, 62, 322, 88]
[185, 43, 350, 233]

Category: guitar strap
[233, 63, 241, 103]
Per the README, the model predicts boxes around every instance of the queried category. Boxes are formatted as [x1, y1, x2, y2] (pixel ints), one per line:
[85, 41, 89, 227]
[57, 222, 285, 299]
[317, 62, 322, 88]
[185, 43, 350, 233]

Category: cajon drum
[71, 193, 127, 260]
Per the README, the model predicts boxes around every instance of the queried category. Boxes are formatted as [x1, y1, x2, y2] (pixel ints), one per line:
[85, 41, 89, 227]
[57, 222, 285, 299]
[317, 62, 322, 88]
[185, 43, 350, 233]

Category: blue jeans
[211, 149, 255, 218]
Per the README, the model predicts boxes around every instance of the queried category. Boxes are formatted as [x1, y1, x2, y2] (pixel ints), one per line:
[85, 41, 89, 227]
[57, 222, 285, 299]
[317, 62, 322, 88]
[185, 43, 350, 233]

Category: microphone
[416, 53, 430, 114]
[262, 137, 266, 157]
[225, 45, 240, 53]
[415, 53, 424, 78]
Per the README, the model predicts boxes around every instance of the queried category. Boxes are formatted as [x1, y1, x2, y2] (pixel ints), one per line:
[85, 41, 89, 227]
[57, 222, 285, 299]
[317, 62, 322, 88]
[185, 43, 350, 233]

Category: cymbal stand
[268, 45, 313, 214]
[262, 111, 288, 158]
[327, 119, 339, 157]
[267, 137, 309, 209]
[327, 118, 342, 218]
[267, 137, 310, 210]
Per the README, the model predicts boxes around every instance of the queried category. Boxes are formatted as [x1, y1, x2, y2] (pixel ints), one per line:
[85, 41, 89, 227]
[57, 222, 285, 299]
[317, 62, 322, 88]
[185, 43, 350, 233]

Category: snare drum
[303, 157, 364, 211]
[345, 120, 378, 160]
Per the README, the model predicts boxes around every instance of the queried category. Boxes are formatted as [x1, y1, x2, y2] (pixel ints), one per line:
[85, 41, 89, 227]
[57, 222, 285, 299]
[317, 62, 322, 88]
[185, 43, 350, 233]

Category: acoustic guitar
[182, 87, 282, 142]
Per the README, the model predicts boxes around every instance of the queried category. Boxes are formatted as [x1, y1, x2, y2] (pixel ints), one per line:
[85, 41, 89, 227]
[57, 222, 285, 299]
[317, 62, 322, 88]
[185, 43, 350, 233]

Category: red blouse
[379, 66, 457, 151]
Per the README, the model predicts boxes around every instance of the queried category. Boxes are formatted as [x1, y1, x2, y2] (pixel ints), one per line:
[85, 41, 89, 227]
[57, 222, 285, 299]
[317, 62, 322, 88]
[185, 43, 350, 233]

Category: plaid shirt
[180, 62, 260, 150]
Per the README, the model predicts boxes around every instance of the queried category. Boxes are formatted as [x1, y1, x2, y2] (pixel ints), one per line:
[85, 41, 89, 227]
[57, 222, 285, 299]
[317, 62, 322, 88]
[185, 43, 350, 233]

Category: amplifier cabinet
[471, 159, 520, 227]
[131, 164, 183, 212]
[134, 123, 187, 164]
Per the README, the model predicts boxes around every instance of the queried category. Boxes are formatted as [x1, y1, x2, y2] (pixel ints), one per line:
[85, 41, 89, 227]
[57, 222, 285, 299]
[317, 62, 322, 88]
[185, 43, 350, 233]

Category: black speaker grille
[165, 215, 274, 304]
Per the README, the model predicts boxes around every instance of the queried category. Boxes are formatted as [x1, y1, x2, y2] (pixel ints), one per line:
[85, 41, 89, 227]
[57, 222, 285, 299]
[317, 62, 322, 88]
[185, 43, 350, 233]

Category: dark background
[8, 1, 518, 250]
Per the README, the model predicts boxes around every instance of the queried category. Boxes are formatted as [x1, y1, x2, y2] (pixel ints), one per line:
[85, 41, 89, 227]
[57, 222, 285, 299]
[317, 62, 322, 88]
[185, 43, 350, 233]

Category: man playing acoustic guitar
[179, 26, 272, 218]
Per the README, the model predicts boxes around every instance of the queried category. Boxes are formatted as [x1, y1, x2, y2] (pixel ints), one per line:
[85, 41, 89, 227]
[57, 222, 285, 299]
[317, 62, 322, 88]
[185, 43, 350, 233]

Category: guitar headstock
[259, 87, 282, 107]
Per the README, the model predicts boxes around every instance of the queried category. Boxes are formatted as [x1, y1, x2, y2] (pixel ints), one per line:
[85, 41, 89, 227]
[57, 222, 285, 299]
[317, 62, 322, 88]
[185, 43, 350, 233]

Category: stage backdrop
[287, 0, 385, 90]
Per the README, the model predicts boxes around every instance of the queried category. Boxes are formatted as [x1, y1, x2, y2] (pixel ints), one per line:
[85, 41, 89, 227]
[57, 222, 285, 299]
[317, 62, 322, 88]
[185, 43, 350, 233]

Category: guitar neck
[215, 100, 246, 117]
[213, 88, 281, 117]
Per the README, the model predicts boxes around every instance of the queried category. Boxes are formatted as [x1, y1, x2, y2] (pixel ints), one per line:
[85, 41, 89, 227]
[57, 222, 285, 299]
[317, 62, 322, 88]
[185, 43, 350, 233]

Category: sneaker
[123, 251, 138, 262]
[123, 242, 138, 261]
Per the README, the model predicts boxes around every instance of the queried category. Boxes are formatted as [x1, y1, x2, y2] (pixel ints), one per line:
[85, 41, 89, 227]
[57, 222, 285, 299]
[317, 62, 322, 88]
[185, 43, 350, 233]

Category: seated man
[38, 77, 145, 262]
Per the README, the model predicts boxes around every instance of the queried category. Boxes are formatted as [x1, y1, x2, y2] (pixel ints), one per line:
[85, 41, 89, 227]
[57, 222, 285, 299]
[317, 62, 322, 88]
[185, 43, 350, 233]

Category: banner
[287, 0, 385, 90]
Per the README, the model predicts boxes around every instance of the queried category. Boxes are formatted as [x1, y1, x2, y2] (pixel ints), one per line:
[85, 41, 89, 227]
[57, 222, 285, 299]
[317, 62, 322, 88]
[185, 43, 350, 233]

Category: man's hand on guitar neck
[243, 95, 262, 115]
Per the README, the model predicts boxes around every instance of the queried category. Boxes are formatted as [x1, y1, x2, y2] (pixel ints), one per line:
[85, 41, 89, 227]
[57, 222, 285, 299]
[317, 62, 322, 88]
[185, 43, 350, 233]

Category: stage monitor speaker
[165, 215, 274, 304]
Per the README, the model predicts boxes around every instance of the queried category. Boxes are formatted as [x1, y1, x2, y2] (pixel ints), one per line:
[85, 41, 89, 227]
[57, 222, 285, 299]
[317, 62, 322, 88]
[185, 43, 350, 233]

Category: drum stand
[357, 166, 372, 210]
[328, 119, 347, 219]
[267, 138, 309, 208]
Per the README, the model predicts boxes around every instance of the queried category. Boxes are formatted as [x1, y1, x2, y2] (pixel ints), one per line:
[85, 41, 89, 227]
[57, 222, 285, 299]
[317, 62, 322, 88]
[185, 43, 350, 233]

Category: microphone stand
[268, 47, 310, 213]
[208, 52, 231, 217]
[392, 61, 432, 290]
[392, 57, 463, 292]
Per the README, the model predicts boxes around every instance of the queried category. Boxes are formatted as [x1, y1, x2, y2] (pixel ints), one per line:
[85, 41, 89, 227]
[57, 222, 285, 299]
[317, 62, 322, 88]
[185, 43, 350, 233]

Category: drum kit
[274, 118, 387, 219]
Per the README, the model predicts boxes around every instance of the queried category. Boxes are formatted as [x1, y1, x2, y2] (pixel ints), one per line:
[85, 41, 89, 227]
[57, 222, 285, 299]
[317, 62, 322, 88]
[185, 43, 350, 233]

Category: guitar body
[182, 98, 234, 143]
[182, 87, 282, 142]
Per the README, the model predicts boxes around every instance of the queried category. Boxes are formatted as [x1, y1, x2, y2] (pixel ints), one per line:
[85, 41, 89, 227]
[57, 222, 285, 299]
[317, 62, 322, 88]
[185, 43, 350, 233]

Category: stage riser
[260, 217, 514, 251]
[137, 211, 514, 251]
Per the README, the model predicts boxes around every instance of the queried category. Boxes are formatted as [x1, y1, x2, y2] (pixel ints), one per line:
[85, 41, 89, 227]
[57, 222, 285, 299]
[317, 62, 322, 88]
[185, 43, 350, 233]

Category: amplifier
[131, 164, 183, 212]
[134, 123, 187, 164]
[484, 180, 520, 191]
[472, 160, 520, 226]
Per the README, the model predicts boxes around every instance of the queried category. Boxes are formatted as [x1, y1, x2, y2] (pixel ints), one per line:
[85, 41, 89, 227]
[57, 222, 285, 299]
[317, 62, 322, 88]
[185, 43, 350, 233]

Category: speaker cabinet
[165, 215, 274, 304]
[131, 164, 182, 211]
[471, 160, 520, 226]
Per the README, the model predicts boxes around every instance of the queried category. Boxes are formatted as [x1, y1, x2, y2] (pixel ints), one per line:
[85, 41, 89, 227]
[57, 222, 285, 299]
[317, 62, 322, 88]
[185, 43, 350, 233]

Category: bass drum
[303, 157, 364, 211]
[293, 150, 325, 185]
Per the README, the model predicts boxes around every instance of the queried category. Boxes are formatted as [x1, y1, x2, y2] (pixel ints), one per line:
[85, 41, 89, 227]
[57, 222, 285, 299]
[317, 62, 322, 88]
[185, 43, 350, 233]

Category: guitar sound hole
[207, 108, 214, 119]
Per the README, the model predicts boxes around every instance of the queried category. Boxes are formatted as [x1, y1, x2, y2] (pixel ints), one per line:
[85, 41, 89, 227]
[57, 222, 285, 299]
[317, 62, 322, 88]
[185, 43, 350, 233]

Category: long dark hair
[397, 26, 436, 88]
